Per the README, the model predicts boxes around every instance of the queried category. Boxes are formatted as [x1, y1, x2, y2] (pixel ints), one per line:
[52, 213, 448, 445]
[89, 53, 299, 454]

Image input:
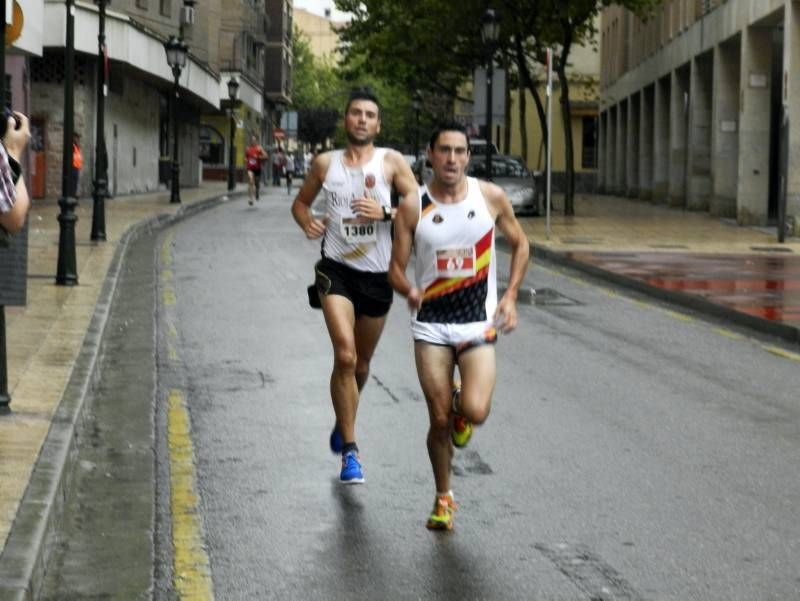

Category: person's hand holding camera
[3, 111, 30, 161]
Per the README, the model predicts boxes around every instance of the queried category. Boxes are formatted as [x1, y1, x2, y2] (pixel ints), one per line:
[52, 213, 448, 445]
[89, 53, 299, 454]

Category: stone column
[736, 25, 773, 225]
[687, 53, 713, 211]
[598, 110, 606, 192]
[626, 93, 640, 198]
[784, 0, 800, 235]
[608, 105, 618, 193]
[711, 40, 740, 218]
[639, 85, 655, 201]
[669, 66, 690, 208]
[653, 75, 671, 204]
[616, 101, 627, 196]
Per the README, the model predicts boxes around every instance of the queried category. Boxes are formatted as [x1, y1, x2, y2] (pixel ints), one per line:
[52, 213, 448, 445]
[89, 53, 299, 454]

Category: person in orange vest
[71, 132, 82, 199]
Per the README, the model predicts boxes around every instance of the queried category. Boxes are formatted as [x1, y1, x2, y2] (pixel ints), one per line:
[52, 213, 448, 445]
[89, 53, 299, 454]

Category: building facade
[507, 35, 600, 192]
[27, 0, 293, 198]
[599, 0, 800, 236]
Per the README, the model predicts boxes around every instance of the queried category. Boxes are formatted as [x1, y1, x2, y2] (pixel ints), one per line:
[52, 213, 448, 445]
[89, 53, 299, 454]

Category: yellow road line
[712, 327, 744, 340]
[162, 268, 174, 283]
[164, 287, 177, 306]
[761, 346, 800, 363]
[161, 231, 174, 267]
[664, 309, 694, 322]
[168, 389, 215, 600]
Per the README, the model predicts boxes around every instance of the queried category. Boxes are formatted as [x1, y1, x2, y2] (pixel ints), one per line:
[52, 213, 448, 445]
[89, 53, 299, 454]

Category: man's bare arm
[389, 196, 422, 309]
[480, 181, 530, 332]
[290, 153, 329, 239]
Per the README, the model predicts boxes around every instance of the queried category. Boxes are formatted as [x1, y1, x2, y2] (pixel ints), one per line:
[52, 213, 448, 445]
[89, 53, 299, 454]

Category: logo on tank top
[433, 214, 444, 224]
[468, 210, 475, 219]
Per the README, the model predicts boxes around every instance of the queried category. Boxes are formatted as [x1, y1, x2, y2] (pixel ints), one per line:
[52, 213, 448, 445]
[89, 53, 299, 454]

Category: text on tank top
[414, 177, 497, 324]
[321, 148, 393, 272]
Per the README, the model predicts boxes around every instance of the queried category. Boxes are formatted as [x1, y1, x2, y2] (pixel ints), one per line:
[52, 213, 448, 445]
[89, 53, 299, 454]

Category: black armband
[7, 156, 21, 185]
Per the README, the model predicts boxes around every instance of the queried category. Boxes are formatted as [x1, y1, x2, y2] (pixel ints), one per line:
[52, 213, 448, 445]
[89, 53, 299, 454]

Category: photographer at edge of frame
[0, 108, 31, 245]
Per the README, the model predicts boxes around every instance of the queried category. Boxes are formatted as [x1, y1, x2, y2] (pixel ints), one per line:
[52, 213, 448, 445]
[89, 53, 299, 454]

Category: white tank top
[413, 177, 497, 324]
[320, 148, 393, 272]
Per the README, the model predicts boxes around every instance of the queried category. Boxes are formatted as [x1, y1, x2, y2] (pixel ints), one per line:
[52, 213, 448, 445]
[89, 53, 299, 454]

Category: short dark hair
[345, 87, 381, 117]
[427, 121, 469, 151]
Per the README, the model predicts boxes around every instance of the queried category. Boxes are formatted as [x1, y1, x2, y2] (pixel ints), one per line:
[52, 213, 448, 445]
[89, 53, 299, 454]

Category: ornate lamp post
[481, 8, 500, 181]
[91, 0, 110, 241]
[164, 35, 188, 204]
[56, 0, 79, 285]
[412, 89, 422, 159]
[227, 76, 239, 191]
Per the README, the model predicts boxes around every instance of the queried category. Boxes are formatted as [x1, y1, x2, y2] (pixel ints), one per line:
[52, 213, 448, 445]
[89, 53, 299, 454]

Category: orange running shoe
[426, 493, 457, 530]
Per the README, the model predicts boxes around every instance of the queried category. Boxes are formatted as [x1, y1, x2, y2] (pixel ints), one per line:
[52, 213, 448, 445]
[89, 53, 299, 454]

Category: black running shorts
[314, 257, 393, 318]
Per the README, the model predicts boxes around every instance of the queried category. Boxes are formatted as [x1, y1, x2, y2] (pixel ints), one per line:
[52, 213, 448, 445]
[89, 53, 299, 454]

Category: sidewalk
[521, 194, 800, 344]
[0, 186, 798, 599]
[0, 181, 243, 600]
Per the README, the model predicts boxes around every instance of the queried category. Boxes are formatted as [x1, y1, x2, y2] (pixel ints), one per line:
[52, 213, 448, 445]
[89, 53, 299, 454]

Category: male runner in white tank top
[389, 121, 529, 529]
[291, 89, 418, 484]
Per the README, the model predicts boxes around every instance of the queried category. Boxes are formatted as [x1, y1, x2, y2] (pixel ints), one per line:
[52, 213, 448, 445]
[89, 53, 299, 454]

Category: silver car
[467, 155, 540, 216]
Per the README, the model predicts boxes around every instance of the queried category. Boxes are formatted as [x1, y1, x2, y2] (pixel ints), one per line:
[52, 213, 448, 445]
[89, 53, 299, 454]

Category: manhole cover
[532, 287, 582, 306]
[497, 286, 581, 306]
[561, 237, 604, 244]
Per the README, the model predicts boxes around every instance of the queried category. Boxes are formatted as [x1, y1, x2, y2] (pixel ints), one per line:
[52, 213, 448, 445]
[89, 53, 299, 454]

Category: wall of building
[599, 0, 800, 235]
[293, 8, 342, 58]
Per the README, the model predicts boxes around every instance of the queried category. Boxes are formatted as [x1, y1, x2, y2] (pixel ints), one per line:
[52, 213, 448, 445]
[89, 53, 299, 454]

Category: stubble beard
[346, 131, 375, 146]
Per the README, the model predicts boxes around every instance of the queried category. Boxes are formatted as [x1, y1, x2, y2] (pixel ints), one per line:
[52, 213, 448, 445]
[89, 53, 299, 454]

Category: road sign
[5, 1, 23, 46]
[274, 127, 285, 140]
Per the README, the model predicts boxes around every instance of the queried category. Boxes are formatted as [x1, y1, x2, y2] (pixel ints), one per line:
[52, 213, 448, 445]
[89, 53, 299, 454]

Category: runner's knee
[333, 347, 357, 373]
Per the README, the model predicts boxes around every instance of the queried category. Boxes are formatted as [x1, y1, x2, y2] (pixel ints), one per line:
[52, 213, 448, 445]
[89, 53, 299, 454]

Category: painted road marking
[168, 389, 215, 600]
[712, 327, 744, 340]
[161, 231, 174, 267]
[761, 346, 800, 363]
[663, 309, 694, 322]
[542, 267, 800, 363]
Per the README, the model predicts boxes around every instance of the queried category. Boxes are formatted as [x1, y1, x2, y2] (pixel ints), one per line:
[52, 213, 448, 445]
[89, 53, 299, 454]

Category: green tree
[335, 0, 660, 213]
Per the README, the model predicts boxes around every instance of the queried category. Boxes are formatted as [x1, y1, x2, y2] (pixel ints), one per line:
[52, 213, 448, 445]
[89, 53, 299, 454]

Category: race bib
[339, 216, 377, 243]
[435, 247, 476, 278]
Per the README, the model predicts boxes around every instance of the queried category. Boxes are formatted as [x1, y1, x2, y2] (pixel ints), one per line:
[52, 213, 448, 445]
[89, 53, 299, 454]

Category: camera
[0, 106, 20, 139]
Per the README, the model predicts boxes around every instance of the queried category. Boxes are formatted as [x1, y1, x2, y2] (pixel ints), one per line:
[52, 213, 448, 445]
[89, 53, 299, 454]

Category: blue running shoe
[329, 426, 344, 454]
[340, 451, 365, 484]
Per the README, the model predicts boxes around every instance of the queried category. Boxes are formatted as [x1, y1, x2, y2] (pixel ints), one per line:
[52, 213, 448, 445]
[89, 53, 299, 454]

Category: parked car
[412, 157, 434, 185]
[467, 154, 540, 216]
[469, 138, 499, 158]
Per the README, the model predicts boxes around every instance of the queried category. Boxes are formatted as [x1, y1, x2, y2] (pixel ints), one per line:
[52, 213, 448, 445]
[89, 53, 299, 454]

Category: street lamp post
[412, 89, 422, 159]
[164, 35, 188, 204]
[91, 0, 109, 241]
[481, 8, 500, 181]
[227, 76, 239, 192]
[56, 0, 79, 285]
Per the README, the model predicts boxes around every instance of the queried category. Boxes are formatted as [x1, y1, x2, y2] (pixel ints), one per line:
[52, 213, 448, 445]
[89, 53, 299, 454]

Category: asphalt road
[40, 189, 800, 600]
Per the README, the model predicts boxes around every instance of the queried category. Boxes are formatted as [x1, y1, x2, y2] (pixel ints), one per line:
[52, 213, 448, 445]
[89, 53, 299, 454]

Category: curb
[531, 244, 800, 346]
[0, 192, 240, 601]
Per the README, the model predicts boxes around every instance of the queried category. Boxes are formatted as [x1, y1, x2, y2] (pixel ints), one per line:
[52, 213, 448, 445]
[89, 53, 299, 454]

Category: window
[581, 116, 598, 169]
[199, 125, 225, 165]
[136, 0, 148, 8]
[160, 0, 171, 18]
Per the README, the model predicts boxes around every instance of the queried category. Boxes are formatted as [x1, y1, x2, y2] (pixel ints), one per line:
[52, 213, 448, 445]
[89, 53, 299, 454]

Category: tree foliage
[334, 0, 660, 211]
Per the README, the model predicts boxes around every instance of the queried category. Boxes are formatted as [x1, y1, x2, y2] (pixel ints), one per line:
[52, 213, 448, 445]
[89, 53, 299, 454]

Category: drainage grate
[561, 237, 604, 244]
[750, 246, 793, 253]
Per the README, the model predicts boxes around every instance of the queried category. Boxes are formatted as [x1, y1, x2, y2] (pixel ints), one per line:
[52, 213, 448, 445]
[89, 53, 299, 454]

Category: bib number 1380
[340, 217, 377, 242]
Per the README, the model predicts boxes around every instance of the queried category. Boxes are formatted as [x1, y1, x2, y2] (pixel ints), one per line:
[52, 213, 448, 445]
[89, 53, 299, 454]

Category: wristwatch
[7, 156, 21, 185]
[382, 206, 392, 222]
